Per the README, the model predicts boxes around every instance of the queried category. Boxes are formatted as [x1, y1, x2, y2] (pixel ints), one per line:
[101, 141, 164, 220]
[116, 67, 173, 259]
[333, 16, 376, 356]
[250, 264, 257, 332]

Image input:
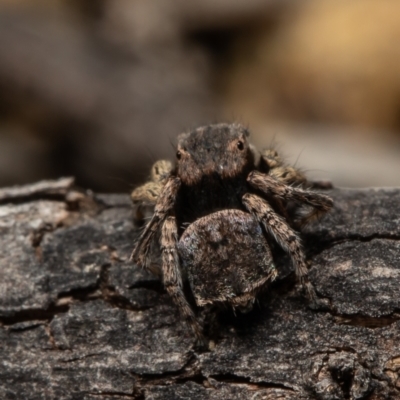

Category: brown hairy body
[131, 123, 333, 346]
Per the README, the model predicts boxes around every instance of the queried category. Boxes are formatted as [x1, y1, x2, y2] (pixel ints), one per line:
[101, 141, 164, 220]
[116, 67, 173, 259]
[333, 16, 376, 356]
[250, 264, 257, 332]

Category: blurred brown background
[1, 0, 400, 191]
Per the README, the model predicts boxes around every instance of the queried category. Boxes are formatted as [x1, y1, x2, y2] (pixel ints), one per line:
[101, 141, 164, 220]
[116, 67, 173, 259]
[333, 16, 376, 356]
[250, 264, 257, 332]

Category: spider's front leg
[242, 193, 319, 306]
[130, 176, 180, 267]
[248, 171, 333, 227]
[131, 160, 173, 225]
[161, 216, 206, 346]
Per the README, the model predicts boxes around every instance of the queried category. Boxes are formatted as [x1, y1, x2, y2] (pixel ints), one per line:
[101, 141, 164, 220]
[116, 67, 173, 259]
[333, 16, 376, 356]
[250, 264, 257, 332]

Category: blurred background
[1, 0, 400, 192]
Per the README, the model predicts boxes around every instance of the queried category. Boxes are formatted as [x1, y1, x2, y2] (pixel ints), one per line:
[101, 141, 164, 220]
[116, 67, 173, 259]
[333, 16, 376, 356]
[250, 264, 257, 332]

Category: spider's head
[176, 123, 253, 186]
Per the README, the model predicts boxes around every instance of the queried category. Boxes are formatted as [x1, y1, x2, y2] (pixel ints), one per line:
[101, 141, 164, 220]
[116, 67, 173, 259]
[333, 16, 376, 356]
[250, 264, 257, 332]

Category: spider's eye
[176, 150, 182, 160]
[237, 141, 244, 151]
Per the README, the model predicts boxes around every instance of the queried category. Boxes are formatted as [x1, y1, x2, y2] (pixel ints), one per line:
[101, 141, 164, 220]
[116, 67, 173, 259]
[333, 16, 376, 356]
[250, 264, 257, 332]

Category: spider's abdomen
[177, 209, 276, 309]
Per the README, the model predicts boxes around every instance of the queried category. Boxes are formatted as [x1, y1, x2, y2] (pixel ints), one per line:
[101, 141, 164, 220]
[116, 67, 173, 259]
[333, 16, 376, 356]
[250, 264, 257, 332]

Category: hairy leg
[161, 216, 206, 345]
[131, 160, 173, 225]
[242, 193, 317, 304]
[150, 159, 173, 183]
[131, 181, 163, 225]
[258, 148, 307, 186]
[255, 149, 301, 223]
[248, 171, 333, 227]
[130, 176, 180, 267]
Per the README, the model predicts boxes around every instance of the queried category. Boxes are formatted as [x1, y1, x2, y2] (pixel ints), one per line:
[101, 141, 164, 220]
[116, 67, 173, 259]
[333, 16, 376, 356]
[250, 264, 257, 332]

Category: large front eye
[176, 150, 182, 160]
[237, 140, 244, 151]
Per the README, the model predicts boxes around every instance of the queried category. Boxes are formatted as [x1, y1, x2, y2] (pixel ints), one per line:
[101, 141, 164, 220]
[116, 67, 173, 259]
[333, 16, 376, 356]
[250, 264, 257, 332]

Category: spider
[131, 123, 333, 345]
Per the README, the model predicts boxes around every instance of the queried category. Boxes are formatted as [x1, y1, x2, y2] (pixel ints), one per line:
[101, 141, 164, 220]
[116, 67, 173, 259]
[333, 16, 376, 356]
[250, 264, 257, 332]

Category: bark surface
[0, 179, 399, 400]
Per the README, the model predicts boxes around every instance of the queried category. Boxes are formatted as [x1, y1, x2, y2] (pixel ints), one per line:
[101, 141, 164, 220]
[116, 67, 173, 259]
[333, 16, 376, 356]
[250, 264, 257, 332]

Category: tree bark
[0, 179, 399, 399]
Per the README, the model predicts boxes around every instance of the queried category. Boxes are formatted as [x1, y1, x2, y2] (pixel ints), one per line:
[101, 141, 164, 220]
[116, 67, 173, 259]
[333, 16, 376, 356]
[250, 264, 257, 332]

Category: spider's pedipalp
[161, 216, 206, 346]
[131, 176, 181, 267]
[242, 193, 317, 303]
[248, 171, 333, 227]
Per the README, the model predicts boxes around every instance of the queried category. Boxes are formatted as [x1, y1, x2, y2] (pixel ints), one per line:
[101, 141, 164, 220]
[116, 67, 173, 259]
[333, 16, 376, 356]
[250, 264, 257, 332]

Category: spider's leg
[131, 181, 162, 205]
[131, 181, 163, 225]
[269, 166, 307, 187]
[242, 193, 317, 304]
[130, 176, 180, 267]
[150, 159, 173, 183]
[130, 159, 173, 225]
[248, 171, 333, 227]
[259, 148, 307, 186]
[161, 216, 206, 346]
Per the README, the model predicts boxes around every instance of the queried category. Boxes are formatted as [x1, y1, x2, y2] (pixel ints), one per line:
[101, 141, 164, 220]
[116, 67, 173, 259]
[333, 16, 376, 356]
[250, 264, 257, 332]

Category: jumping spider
[131, 123, 333, 345]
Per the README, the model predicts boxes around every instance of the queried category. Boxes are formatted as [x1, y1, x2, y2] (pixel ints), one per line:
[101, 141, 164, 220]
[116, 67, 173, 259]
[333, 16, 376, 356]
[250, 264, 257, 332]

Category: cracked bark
[1, 179, 399, 400]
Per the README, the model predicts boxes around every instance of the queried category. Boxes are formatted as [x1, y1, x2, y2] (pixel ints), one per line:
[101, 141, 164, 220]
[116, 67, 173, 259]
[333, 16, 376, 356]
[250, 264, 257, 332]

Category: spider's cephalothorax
[174, 124, 254, 224]
[131, 123, 333, 345]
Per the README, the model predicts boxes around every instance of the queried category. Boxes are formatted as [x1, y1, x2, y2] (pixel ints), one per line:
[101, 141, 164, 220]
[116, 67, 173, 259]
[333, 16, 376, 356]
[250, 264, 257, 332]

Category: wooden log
[0, 179, 399, 399]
